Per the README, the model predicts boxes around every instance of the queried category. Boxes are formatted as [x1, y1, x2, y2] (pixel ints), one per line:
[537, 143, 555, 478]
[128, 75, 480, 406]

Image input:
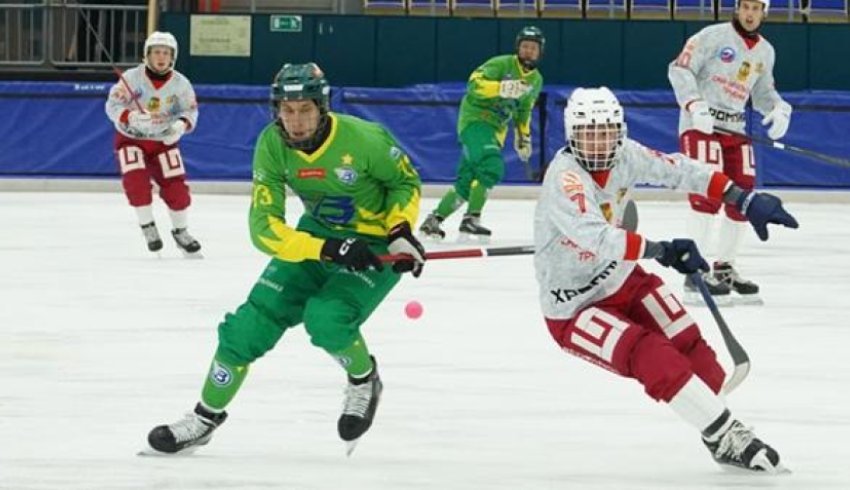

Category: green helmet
[270, 62, 331, 150]
[271, 62, 330, 113]
[515, 26, 545, 70]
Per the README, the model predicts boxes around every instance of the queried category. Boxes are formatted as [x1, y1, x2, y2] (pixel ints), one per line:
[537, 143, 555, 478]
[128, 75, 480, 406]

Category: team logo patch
[736, 61, 752, 83]
[389, 146, 402, 160]
[335, 167, 358, 185]
[209, 361, 233, 387]
[298, 168, 326, 179]
[719, 47, 736, 63]
[147, 97, 161, 112]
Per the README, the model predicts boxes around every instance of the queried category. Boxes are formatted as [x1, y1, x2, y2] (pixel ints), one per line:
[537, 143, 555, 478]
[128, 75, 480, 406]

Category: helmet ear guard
[564, 87, 627, 172]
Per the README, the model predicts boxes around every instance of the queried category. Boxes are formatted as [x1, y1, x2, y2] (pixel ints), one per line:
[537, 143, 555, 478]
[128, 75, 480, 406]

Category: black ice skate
[458, 214, 492, 243]
[702, 414, 787, 474]
[145, 403, 227, 455]
[141, 222, 163, 253]
[683, 271, 732, 307]
[171, 227, 203, 258]
[338, 357, 383, 455]
[419, 213, 446, 241]
[714, 262, 763, 305]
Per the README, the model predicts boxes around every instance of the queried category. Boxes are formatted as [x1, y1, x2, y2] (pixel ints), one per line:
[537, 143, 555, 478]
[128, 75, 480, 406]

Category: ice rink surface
[2, 191, 849, 490]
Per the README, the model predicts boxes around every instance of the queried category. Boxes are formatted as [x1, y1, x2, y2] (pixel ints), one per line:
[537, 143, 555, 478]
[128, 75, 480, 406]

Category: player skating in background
[146, 63, 426, 455]
[535, 87, 797, 472]
[419, 26, 544, 242]
[105, 31, 201, 256]
[669, 0, 792, 304]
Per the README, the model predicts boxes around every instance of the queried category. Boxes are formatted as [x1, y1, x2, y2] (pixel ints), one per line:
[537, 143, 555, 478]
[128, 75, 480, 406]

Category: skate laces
[142, 224, 160, 242]
[342, 379, 374, 417]
[169, 412, 214, 443]
[717, 264, 755, 286]
[715, 423, 756, 461]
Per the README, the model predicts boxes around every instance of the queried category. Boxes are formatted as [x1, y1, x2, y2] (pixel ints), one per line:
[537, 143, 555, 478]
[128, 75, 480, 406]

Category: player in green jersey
[145, 63, 426, 455]
[420, 26, 544, 241]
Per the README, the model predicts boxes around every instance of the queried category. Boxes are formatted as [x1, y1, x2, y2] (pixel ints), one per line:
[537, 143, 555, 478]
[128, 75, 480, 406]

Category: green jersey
[249, 113, 421, 262]
[458, 54, 543, 137]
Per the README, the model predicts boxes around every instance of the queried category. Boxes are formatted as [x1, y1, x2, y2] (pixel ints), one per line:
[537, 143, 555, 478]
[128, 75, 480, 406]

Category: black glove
[735, 190, 799, 241]
[321, 238, 383, 272]
[653, 239, 709, 275]
[387, 222, 426, 277]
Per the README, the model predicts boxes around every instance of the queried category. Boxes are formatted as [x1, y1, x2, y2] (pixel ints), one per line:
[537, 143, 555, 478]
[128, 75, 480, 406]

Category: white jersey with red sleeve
[104, 64, 199, 142]
[668, 22, 791, 135]
[534, 139, 729, 320]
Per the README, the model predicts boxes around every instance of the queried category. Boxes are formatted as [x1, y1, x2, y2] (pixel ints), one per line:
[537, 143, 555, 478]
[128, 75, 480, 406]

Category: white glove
[499, 79, 531, 99]
[514, 128, 532, 162]
[127, 111, 162, 134]
[162, 120, 187, 146]
[688, 100, 714, 135]
[762, 103, 792, 140]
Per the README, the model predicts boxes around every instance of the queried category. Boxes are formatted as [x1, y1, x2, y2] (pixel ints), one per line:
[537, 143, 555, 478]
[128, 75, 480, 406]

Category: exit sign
[270, 15, 302, 33]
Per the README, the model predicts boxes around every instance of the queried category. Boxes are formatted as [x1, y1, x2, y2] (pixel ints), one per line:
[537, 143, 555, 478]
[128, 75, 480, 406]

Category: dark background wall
[161, 13, 850, 90]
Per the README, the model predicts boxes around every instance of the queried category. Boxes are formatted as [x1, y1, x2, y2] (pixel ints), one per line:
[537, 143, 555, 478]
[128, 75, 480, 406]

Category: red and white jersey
[534, 139, 729, 320]
[668, 22, 790, 135]
[105, 65, 198, 142]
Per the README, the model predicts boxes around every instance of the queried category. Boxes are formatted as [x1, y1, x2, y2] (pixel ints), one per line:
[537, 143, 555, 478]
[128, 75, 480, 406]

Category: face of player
[573, 124, 620, 163]
[147, 46, 173, 73]
[736, 0, 765, 32]
[517, 40, 541, 69]
[278, 100, 321, 143]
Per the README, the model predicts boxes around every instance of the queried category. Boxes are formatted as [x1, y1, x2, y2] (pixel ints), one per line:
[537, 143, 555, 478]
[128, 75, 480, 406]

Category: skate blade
[418, 232, 445, 243]
[682, 291, 734, 307]
[457, 232, 491, 245]
[181, 251, 204, 259]
[733, 294, 763, 306]
[137, 445, 201, 457]
[345, 439, 360, 457]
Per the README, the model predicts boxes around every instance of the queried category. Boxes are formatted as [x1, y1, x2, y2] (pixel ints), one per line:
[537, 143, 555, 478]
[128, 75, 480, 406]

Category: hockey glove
[387, 222, 426, 277]
[321, 238, 384, 272]
[514, 128, 532, 162]
[162, 120, 187, 146]
[651, 239, 709, 275]
[688, 100, 714, 135]
[127, 111, 165, 135]
[762, 102, 792, 140]
[735, 190, 799, 241]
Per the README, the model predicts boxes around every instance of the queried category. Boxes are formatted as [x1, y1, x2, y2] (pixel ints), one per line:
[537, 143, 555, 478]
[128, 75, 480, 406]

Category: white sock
[134, 205, 155, 226]
[668, 375, 728, 436]
[687, 211, 715, 259]
[716, 217, 746, 265]
[169, 209, 189, 230]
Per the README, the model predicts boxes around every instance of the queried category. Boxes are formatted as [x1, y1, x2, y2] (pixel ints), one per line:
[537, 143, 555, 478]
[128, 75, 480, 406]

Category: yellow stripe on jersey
[385, 187, 421, 231]
[256, 215, 324, 262]
[469, 71, 501, 99]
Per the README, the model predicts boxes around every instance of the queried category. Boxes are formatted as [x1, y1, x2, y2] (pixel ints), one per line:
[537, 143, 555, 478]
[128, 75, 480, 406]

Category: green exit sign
[270, 15, 302, 33]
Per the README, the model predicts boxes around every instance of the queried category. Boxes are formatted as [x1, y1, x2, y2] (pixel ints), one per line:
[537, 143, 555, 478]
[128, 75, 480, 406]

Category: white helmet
[740, 0, 770, 14]
[564, 87, 627, 172]
[144, 31, 178, 73]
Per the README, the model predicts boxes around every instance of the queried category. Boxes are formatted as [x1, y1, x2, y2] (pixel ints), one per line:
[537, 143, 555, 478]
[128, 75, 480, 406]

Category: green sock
[200, 356, 249, 411]
[330, 334, 374, 378]
[467, 180, 490, 215]
[434, 188, 466, 219]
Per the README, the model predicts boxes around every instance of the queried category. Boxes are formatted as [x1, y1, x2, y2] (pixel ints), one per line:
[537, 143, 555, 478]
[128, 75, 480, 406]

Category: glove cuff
[320, 238, 342, 261]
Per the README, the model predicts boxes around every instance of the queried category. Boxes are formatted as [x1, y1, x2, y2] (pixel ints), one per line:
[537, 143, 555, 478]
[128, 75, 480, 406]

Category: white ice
[1, 192, 849, 490]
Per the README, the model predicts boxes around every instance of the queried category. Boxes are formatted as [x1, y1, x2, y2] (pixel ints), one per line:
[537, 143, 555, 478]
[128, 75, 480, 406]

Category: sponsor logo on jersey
[549, 261, 618, 304]
[719, 47, 736, 63]
[709, 107, 745, 122]
[335, 167, 358, 185]
[389, 146, 403, 160]
[209, 361, 233, 386]
[559, 237, 597, 262]
[297, 168, 326, 179]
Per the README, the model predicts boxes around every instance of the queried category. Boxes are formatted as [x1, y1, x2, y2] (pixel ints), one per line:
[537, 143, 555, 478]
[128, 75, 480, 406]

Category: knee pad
[122, 170, 153, 207]
[216, 301, 287, 365]
[159, 177, 191, 211]
[630, 331, 694, 402]
[475, 153, 506, 189]
[303, 300, 359, 352]
[688, 193, 722, 215]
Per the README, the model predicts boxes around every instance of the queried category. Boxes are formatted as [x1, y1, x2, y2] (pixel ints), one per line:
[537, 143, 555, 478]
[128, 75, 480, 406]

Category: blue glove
[737, 191, 799, 241]
[655, 239, 709, 275]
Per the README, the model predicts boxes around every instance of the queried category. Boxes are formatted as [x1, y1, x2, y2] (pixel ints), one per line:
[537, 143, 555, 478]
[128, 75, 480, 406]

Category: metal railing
[1, 1, 147, 69]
